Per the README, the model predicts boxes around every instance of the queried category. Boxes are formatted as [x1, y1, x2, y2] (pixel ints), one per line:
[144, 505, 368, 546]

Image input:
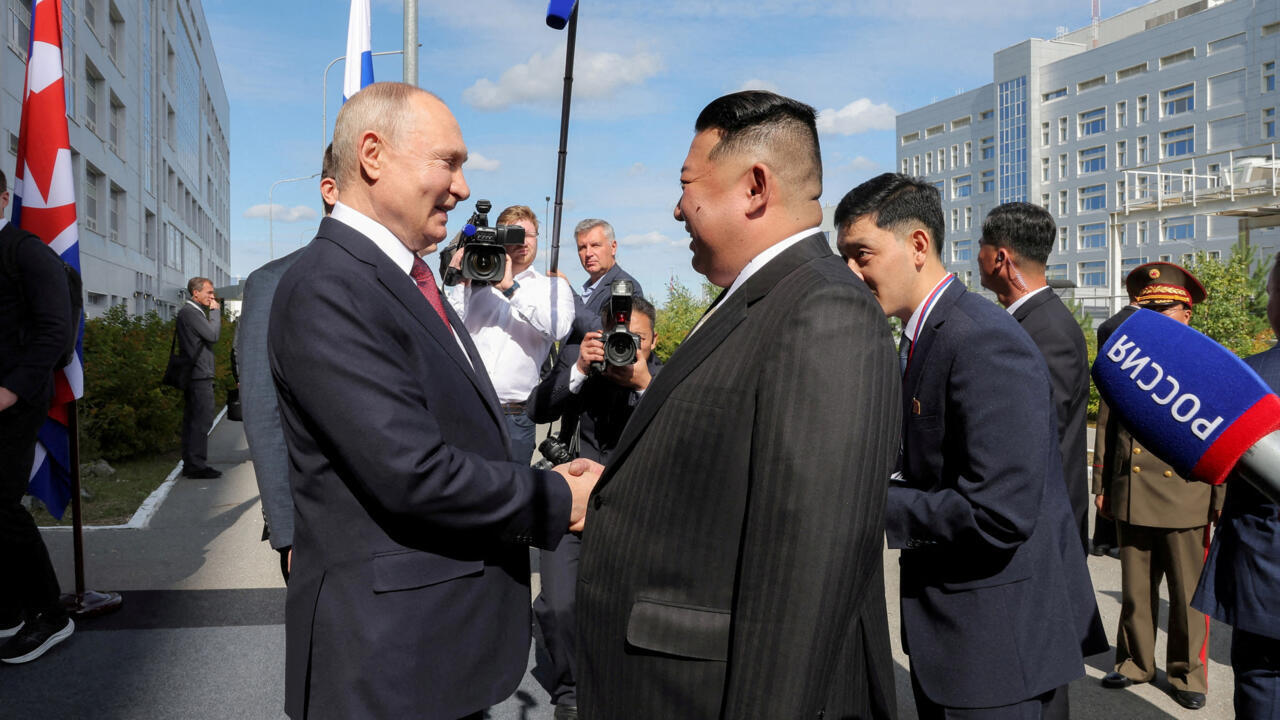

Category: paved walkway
[8, 418, 1235, 718]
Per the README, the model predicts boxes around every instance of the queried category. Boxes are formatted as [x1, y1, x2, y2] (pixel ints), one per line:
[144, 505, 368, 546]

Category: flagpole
[403, 0, 418, 85]
[59, 400, 122, 617]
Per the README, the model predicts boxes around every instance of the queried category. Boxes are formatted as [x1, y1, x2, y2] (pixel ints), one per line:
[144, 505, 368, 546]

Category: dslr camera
[532, 436, 575, 470]
[592, 279, 641, 374]
[439, 199, 526, 286]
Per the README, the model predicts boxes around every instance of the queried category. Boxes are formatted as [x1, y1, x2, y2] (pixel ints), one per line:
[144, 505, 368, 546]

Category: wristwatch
[502, 280, 520, 299]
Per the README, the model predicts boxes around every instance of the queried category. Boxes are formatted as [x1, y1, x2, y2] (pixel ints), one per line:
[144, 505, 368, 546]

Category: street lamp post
[268, 173, 321, 260]
[321, 47, 418, 151]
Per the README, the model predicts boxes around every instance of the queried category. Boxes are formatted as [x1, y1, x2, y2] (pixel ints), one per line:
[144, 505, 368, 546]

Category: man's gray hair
[331, 82, 435, 187]
[574, 218, 614, 242]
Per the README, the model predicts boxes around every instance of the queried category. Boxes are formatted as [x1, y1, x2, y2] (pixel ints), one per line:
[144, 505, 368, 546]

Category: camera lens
[466, 247, 504, 282]
[605, 333, 638, 366]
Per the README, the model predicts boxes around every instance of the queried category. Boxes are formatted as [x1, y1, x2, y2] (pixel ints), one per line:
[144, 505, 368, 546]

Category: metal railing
[1121, 140, 1280, 214]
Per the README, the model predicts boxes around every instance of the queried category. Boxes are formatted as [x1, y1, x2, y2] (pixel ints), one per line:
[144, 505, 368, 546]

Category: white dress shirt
[444, 266, 575, 403]
[686, 227, 819, 339]
[1004, 285, 1050, 315]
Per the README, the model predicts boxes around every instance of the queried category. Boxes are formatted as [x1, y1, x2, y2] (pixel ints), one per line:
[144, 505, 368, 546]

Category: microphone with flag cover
[1092, 309, 1280, 503]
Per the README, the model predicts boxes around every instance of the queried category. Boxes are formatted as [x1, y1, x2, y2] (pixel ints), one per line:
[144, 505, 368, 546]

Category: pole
[322, 49, 415, 153]
[548, 5, 579, 275]
[403, 0, 418, 86]
[268, 174, 321, 261]
[59, 400, 123, 616]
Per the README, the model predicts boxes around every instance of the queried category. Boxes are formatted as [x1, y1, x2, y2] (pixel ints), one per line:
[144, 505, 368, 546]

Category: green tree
[654, 278, 717, 362]
[1065, 298, 1102, 420]
[1187, 239, 1272, 358]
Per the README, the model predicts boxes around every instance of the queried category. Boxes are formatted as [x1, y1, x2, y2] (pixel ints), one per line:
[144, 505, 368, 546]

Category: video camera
[439, 199, 526, 286]
[592, 279, 641, 374]
[532, 436, 575, 470]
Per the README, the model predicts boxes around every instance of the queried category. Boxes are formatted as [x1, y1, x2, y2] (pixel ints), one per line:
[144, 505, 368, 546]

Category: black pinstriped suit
[576, 234, 900, 719]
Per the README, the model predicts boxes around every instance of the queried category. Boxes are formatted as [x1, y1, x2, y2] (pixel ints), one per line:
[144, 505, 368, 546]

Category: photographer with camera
[442, 204, 574, 464]
[525, 287, 661, 720]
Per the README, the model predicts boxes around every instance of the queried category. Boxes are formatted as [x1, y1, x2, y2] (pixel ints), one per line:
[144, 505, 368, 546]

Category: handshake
[553, 458, 604, 532]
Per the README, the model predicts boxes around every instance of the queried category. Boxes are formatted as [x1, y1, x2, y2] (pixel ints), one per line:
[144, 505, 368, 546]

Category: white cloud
[736, 78, 780, 93]
[464, 47, 663, 111]
[816, 98, 897, 136]
[842, 156, 882, 173]
[619, 231, 682, 248]
[628, 162, 647, 176]
[243, 204, 319, 223]
[468, 153, 501, 172]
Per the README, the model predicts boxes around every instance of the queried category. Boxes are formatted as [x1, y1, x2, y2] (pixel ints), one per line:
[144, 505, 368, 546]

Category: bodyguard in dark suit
[837, 174, 1106, 719]
[1192, 253, 1280, 718]
[235, 148, 338, 581]
[575, 91, 900, 720]
[977, 202, 1091, 552]
[527, 296, 661, 719]
[0, 171, 75, 663]
[177, 277, 222, 479]
[268, 82, 598, 719]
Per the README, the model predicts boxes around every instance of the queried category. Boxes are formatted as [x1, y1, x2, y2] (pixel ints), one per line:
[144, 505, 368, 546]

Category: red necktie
[410, 257, 452, 331]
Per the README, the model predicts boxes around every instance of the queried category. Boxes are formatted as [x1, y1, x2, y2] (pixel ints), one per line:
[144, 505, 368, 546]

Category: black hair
[833, 173, 944, 256]
[695, 91, 822, 190]
[600, 294, 656, 331]
[979, 202, 1055, 266]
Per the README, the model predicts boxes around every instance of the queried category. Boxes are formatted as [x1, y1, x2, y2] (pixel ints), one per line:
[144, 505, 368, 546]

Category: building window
[913, 155, 920, 175]
[1138, 95, 1149, 124]
[84, 164, 103, 231]
[1138, 221, 1148, 245]
[951, 208, 959, 232]
[1116, 140, 1127, 168]
[1161, 126, 1195, 158]
[964, 206, 972, 231]
[1121, 256, 1148, 275]
[1079, 222, 1107, 249]
[9, 0, 32, 60]
[933, 181, 944, 194]
[1058, 190, 1068, 217]
[1162, 84, 1195, 117]
[1264, 22, 1280, 37]
[926, 124, 944, 138]
[1058, 227, 1069, 252]
[1041, 157, 1050, 182]
[997, 76, 1028, 203]
[937, 148, 945, 172]
[1117, 62, 1148, 81]
[1266, 108, 1277, 139]
[1117, 179, 1127, 207]
[1163, 216, 1194, 242]
[1138, 135, 1149, 163]
[1116, 101, 1127, 128]
[1078, 76, 1106, 93]
[108, 94, 124, 153]
[980, 136, 995, 160]
[901, 158, 910, 174]
[980, 109, 994, 121]
[84, 0, 97, 31]
[963, 141, 972, 166]
[1043, 87, 1067, 102]
[1041, 122, 1050, 147]
[1058, 153, 1067, 180]
[981, 169, 994, 193]
[1266, 62, 1277, 93]
[951, 144, 959, 168]
[1160, 48, 1195, 68]
[901, 131, 919, 145]
[953, 238, 972, 262]
[83, 63, 103, 131]
[1079, 146, 1106, 174]
[1041, 193, 1050, 209]
[1117, 224, 1127, 246]
[1058, 116, 1068, 143]
[1079, 184, 1106, 212]
[1079, 107, 1106, 137]
[953, 174, 972, 199]
[108, 184, 124, 242]
[1047, 263, 1067, 280]
[925, 153, 933, 175]
[1079, 261, 1107, 286]
[107, 3, 124, 64]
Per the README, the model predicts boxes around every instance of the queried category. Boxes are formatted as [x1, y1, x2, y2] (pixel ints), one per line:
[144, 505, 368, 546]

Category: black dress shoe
[552, 706, 578, 720]
[1172, 690, 1206, 710]
[1090, 543, 1110, 557]
[1101, 672, 1135, 689]
[183, 466, 223, 479]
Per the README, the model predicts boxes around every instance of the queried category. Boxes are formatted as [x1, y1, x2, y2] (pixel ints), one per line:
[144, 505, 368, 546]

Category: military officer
[1093, 261, 1224, 711]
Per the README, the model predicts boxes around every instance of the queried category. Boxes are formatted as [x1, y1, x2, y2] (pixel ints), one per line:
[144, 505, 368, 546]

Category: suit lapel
[1011, 287, 1055, 323]
[599, 234, 830, 487]
[903, 280, 965, 419]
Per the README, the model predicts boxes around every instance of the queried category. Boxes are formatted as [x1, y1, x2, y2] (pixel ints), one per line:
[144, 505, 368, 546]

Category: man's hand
[1095, 493, 1112, 520]
[547, 269, 567, 280]
[604, 358, 651, 391]
[576, 332, 605, 374]
[555, 458, 604, 532]
[0, 386, 17, 413]
[495, 250, 516, 293]
[208, 297, 221, 312]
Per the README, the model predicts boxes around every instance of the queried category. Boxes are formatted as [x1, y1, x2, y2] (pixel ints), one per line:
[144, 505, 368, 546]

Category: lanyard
[904, 274, 954, 375]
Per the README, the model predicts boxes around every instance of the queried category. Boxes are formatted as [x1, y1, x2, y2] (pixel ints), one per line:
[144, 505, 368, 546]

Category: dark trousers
[182, 378, 215, 470]
[534, 532, 581, 706]
[0, 396, 64, 621]
[504, 410, 535, 466]
[1232, 627, 1280, 719]
[911, 671, 1068, 720]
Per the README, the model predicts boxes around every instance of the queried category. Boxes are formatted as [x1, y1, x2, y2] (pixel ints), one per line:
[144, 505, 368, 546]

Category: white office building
[895, 0, 1280, 316]
[2, 0, 230, 319]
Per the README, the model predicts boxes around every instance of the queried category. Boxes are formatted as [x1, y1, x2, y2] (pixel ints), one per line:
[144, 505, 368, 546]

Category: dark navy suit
[567, 263, 643, 345]
[269, 216, 571, 719]
[1193, 344, 1280, 718]
[886, 281, 1107, 714]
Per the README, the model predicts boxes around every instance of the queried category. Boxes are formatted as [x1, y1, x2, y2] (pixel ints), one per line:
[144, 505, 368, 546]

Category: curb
[40, 406, 229, 532]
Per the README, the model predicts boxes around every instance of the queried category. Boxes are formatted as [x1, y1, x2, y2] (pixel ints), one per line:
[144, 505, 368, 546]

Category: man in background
[236, 145, 338, 581]
[177, 276, 222, 479]
[977, 202, 1091, 552]
[444, 205, 575, 464]
[0, 168, 76, 664]
[568, 219, 643, 341]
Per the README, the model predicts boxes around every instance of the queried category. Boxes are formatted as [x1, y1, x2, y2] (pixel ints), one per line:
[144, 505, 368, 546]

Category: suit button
[1164, 470, 1173, 477]
[1133, 465, 1142, 473]
[1133, 448, 1142, 454]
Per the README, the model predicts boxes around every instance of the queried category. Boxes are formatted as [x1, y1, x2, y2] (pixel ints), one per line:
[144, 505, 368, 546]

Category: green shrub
[654, 278, 717, 362]
[79, 304, 236, 461]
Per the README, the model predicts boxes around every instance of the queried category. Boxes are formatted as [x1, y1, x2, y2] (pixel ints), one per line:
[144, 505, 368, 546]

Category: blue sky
[207, 0, 1121, 299]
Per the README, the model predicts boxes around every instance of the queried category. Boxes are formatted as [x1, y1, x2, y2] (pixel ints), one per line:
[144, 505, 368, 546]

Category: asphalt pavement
[6, 419, 1236, 719]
